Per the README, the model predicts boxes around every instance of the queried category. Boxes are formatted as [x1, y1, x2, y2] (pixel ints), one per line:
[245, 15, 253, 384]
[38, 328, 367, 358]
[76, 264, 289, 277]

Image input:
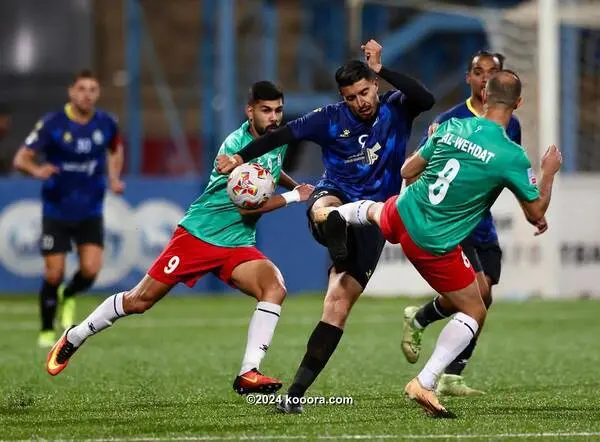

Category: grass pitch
[1, 293, 600, 441]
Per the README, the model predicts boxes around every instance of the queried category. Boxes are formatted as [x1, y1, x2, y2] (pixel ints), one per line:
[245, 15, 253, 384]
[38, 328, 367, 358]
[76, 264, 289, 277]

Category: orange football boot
[233, 368, 282, 395]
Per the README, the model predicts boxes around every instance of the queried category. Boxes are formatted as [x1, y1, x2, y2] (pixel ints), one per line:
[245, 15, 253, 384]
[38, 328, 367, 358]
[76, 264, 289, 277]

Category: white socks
[417, 312, 479, 390]
[239, 301, 281, 375]
[335, 200, 375, 226]
[67, 292, 127, 347]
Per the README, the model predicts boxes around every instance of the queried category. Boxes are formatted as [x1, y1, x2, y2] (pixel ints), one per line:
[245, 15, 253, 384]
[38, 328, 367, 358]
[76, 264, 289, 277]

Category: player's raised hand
[110, 178, 126, 195]
[361, 39, 383, 73]
[34, 163, 59, 180]
[428, 123, 440, 138]
[541, 144, 562, 175]
[533, 216, 548, 236]
[216, 154, 243, 174]
[295, 183, 315, 201]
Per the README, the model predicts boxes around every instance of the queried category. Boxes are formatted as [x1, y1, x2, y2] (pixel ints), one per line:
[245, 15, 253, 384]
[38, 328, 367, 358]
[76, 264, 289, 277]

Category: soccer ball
[226, 163, 276, 209]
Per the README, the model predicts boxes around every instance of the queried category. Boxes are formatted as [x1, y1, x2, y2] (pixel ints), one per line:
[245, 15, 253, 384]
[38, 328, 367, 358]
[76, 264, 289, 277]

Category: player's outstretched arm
[13, 146, 58, 180]
[238, 183, 315, 216]
[517, 145, 562, 223]
[401, 152, 428, 179]
[216, 127, 296, 174]
[362, 39, 435, 113]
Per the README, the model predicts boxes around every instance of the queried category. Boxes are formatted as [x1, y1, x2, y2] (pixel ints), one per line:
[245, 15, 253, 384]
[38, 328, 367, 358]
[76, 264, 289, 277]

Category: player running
[216, 40, 434, 412]
[45, 81, 314, 396]
[312, 70, 561, 417]
[13, 70, 125, 348]
[401, 51, 525, 396]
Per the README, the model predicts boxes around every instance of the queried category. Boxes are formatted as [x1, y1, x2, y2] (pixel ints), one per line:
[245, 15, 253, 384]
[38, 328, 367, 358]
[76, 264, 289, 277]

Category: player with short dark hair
[45, 81, 315, 397]
[216, 40, 435, 412]
[313, 70, 562, 417]
[13, 70, 125, 348]
[401, 52, 524, 397]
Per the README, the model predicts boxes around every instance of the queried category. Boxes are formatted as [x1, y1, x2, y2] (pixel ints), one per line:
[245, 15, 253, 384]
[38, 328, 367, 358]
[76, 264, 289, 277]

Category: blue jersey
[418, 98, 521, 244]
[288, 90, 415, 202]
[24, 104, 120, 222]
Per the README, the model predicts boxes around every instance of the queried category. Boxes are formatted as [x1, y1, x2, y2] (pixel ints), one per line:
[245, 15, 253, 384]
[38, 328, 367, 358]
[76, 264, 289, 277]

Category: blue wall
[0, 178, 330, 295]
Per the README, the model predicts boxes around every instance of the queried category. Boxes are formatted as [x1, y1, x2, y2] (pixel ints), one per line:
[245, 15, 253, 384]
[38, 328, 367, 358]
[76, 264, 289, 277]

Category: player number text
[428, 158, 460, 205]
[164, 256, 180, 274]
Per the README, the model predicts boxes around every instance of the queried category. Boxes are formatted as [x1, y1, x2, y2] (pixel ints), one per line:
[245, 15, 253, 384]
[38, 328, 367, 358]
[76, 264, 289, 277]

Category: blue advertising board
[0, 178, 329, 295]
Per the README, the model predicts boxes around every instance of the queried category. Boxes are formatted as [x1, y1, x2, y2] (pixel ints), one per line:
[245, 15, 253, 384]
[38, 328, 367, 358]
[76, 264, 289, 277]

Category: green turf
[1, 294, 600, 441]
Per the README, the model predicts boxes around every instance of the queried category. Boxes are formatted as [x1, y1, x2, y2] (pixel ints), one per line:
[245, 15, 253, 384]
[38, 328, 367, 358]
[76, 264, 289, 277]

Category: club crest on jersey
[63, 132, 73, 143]
[92, 130, 104, 145]
[358, 134, 381, 165]
[340, 129, 351, 138]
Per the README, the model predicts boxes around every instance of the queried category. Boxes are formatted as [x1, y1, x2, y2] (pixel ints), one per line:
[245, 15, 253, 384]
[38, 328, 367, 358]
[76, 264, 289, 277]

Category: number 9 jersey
[396, 116, 540, 256]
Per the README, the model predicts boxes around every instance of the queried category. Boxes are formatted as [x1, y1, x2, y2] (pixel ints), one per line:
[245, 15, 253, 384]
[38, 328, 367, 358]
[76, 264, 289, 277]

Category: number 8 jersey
[397, 116, 540, 255]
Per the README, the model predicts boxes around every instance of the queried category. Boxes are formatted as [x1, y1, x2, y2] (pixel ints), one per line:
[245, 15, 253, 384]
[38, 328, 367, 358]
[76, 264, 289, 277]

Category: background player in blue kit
[13, 70, 125, 348]
[217, 40, 434, 412]
[401, 51, 528, 396]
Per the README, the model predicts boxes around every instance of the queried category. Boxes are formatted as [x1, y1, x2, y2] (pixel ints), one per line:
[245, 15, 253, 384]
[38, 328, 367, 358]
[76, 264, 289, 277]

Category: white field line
[7, 431, 600, 442]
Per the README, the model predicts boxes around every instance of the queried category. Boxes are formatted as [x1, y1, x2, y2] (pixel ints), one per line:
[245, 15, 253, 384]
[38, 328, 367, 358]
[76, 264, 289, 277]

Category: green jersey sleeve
[417, 120, 449, 161]
[503, 151, 540, 202]
[219, 135, 242, 156]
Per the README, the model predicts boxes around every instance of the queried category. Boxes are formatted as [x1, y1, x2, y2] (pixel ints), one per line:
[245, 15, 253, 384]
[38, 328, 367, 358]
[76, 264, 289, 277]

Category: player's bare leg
[46, 275, 172, 375]
[58, 244, 103, 330]
[38, 253, 66, 348]
[321, 269, 364, 328]
[310, 195, 348, 270]
[230, 259, 286, 395]
[280, 268, 362, 413]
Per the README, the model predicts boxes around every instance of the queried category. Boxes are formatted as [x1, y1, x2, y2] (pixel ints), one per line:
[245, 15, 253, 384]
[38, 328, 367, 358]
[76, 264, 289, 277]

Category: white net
[363, 0, 600, 170]
[493, 0, 600, 171]
[362, 0, 600, 298]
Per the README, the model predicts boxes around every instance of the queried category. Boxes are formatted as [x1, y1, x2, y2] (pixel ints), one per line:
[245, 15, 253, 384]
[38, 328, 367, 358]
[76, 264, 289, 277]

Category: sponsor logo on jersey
[347, 134, 381, 166]
[365, 143, 382, 165]
[62, 160, 98, 176]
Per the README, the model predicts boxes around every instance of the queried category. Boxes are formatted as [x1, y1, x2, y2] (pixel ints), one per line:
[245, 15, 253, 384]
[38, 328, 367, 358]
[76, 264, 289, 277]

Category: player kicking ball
[401, 51, 524, 396]
[217, 40, 434, 413]
[45, 81, 314, 396]
[312, 71, 561, 417]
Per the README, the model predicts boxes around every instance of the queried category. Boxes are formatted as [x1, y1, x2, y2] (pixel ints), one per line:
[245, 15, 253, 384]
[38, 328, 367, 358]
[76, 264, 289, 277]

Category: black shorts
[40, 216, 104, 256]
[306, 187, 386, 289]
[461, 239, 502, 285]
